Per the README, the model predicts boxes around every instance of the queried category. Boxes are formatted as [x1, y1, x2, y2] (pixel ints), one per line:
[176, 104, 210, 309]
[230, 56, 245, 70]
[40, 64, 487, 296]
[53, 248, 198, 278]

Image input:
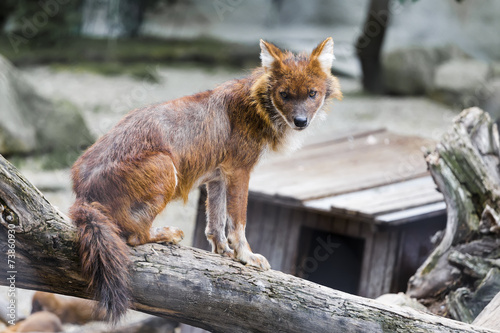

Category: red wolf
[70, 37, 342, 322]
[31, 292, 106, 325]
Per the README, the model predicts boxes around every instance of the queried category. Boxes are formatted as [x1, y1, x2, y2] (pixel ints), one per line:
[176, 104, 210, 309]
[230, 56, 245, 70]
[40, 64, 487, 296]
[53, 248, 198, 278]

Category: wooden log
[447, 268, 500, 324]
[474, 291, 500, 330]
[407, 107, 500, 325]
[0, 155, 496, 333]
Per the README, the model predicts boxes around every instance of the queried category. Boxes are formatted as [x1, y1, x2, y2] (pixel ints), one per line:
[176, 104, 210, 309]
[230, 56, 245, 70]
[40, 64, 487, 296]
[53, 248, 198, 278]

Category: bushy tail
[70, 200, 130, 323]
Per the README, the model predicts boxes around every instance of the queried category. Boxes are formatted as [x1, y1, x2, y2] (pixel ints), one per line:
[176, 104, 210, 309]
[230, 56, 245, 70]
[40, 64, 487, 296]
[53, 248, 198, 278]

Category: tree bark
[474, 291, 500, 331]
[356, 0, 390, 94]
[407, 107, 500, 325]
[0, 154, 496, 333]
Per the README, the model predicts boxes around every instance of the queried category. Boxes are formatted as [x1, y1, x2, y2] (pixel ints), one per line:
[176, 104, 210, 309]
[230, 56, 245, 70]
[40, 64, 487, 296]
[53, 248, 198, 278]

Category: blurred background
[1, 0, 500, 332]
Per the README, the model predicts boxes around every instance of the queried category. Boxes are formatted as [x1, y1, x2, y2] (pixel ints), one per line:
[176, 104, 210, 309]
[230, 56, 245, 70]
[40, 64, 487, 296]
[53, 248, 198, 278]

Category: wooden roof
[249, 129, 446, 226]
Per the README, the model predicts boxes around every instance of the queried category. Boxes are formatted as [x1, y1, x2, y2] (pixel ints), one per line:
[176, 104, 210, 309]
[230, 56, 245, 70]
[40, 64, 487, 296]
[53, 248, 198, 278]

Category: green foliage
[49, 62, 162, 83]
[0, 35, 259, 71]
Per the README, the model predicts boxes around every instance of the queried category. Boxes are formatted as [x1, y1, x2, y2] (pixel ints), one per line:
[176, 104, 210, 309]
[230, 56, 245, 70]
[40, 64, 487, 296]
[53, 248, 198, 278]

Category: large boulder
[482, 78, 500, 121]
[434, 59, 490, 92]
[0, 57, 37, 154]
[491, 62, 500, 79]
[383, 45, 468, 95]
[0, 55, 93, 155]
[432, 59, 495, 111]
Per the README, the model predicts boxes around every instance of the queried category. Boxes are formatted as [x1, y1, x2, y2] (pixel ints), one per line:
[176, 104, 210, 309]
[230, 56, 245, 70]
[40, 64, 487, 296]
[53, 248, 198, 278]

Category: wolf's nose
[293, 116, 308, 128]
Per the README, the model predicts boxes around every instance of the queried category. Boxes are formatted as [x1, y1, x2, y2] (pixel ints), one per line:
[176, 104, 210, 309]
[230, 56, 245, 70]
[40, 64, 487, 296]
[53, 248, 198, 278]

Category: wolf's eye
[309, 90, 317, 98]
[280, 92, 288, 99]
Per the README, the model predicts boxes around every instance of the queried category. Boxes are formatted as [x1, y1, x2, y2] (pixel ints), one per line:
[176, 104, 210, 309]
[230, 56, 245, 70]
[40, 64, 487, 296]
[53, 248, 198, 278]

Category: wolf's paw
[207, 235, 234, 258]
[241, 252, 271, 271]
[213, 240, 234, 258]
[168, 227, 185, 244]
[155, 226, 184, 245]
[218, 247, 235, 258]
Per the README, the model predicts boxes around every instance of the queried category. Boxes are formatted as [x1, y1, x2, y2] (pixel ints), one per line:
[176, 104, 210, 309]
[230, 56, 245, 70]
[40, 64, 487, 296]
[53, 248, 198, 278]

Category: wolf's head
[258, 38, 342, 131]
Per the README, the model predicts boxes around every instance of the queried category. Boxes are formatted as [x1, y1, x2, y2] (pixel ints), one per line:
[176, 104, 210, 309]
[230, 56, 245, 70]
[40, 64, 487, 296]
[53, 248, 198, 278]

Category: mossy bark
[408, 107, 500, 325]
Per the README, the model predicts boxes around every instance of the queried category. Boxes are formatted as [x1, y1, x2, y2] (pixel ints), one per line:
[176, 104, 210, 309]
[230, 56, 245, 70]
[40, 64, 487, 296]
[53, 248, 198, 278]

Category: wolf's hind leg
[122, 152, 184, 246]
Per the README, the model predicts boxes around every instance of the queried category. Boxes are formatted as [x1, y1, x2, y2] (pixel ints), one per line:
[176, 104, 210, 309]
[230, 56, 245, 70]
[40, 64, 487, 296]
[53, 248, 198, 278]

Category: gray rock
[0, 55, 93, 155]
[434, 59, 491, 92]
[376, 292, 429, 313]
[431, 59, 493, 109]
[482, 78, 500, 121]
[383, 45, 468, 95]
[0, 56, 37, 154]
[491, 62, 500, 79]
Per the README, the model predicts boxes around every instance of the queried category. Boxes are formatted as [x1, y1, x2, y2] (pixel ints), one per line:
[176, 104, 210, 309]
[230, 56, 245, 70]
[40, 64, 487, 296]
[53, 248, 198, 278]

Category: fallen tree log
[0, 154, 496, 333]
[407, 107, 500, 325]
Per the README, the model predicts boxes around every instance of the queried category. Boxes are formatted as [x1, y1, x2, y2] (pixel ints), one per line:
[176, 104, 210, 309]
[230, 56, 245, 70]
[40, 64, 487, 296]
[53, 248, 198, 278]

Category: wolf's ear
[311, 37, 335, 73]
[260, 39, 282, 69]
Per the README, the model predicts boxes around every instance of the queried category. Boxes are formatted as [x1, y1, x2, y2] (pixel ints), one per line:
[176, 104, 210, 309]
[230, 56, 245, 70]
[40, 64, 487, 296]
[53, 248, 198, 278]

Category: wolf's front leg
[205, 179, 234, 256]
[226, 169, 271, 270]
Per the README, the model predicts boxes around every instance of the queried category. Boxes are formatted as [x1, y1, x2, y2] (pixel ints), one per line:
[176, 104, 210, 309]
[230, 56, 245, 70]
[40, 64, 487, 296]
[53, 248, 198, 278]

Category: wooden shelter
[191, 129, 446, 299]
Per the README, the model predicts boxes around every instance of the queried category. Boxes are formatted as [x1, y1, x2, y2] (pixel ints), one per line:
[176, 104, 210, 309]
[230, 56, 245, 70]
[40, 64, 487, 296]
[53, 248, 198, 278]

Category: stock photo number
[6, 223, 17, 325]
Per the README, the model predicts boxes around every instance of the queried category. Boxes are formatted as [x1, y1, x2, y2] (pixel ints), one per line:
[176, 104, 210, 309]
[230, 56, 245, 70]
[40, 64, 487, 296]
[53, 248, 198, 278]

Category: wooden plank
[260, 159, 429, 202]
[375, 202, 447, 225]
[392, 228, 407, 294]
[345, 218, 362, 238]
[251, 141, 415, 189]
[255, 129, 389, 169]
[361, 190, 442, 215]
[282, 209, 305, 275]
[257, 202, 281, 263]
[315, 213, 333, 233]
[250, 132, 433, 201]
[304, 176, 441, 213]
[246, 199, 264, 251]
[302, 179, 445, 225]
[301, 128, 388, 148]
[383, 231, 400, 294]
[366, 231, 391, 298]
[330, 216, 347, 235]
[358, 224, 375, 297]
[261, 129, 426, 168]
[251, 133, 410, 183]
[268, 207, 292, 271]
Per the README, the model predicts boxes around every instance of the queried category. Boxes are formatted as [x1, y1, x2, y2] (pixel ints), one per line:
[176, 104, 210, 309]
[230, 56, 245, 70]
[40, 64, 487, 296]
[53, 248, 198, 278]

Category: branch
[0, 154, 495, 333]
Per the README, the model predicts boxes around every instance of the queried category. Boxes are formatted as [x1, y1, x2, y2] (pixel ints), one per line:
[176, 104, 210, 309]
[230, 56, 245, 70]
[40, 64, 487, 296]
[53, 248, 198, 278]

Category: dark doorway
[296, 227, 365, 294]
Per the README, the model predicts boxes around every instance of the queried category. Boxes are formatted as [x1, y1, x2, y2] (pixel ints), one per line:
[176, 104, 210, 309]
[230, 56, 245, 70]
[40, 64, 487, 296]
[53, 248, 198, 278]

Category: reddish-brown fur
[31, 292, 106, 325]
[4, 312, 62, 333]
[70, 38, 342, 322]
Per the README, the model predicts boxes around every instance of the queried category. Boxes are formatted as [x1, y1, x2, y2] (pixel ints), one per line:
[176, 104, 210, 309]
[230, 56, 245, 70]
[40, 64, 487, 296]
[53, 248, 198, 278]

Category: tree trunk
[0, 154, 496, 333]
[407, 107, 500, 325]
[81, 0, 146, 38]
[356, 0, 390, 94]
